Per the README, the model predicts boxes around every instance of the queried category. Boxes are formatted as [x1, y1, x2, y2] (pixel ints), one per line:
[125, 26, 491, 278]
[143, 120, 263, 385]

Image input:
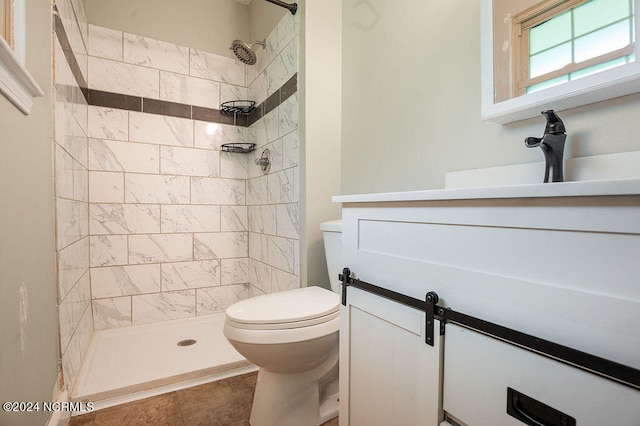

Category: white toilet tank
[320, 220, 342, 293]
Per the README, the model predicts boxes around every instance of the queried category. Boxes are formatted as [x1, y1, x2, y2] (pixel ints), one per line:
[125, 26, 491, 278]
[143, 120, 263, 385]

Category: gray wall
[341, 0, 640, 195]
[300, 0, 342, 289]
[85, 0, 287, 59]
[0, 0, 59, 424]
[85, 0, 250, 57]
[248, 0, 286, 42]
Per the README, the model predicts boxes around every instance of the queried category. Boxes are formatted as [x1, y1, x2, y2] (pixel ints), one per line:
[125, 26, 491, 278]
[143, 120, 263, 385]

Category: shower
[230, 0, 297, 65]
[230, 39, 266, 65]
[58, 0, 301, 410]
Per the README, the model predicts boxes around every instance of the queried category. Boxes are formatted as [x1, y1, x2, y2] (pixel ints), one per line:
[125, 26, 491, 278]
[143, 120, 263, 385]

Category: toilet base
[249, 345, 339, 426]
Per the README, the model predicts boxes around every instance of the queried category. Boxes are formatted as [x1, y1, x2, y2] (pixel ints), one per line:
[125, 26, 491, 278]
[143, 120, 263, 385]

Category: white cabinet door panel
[340, 286, 442, 426]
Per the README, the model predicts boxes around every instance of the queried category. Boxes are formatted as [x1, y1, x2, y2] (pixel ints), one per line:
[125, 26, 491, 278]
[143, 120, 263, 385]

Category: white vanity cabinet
[336, 180, 640, 426]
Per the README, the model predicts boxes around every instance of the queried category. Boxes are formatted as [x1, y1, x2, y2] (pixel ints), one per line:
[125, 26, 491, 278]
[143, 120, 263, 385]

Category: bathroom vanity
[335, 179, 640, 425]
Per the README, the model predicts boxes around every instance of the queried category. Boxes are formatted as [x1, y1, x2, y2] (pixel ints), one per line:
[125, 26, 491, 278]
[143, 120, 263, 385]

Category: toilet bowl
[223, 220, 342, 426]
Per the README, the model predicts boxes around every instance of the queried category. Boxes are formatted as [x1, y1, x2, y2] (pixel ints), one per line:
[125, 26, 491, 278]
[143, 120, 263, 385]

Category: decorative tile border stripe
[142, 97, 192, 119]
[88, 89, 141, 111]
[83, 74, 297, 127]
[248, 74, 298, 127]
[53, 6, 89, 102]
[53, 7, 297, 128]
[192, 105, 240, 126]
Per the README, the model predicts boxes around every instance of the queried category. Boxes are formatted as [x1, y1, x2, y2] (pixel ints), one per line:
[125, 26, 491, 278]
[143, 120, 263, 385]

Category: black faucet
[525, 110, 567, 183]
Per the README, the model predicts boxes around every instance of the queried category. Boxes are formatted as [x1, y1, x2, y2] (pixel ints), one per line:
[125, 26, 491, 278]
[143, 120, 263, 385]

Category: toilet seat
[225, 311, 338, 330]
[224, 287, 340, 345]
[224, 316, 339, 345]
[225, 286, 339, 330]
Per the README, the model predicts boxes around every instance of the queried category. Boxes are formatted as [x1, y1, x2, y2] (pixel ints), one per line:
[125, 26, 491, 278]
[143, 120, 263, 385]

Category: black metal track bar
[338, 268, 640, 392]
[444, 308, 640, 392]
[340, 268, 424, 311]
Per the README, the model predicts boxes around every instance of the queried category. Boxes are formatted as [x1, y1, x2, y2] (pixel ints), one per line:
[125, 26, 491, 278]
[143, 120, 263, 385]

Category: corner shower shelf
[221, 143, 256, 153]
[220, 100, 256, 115]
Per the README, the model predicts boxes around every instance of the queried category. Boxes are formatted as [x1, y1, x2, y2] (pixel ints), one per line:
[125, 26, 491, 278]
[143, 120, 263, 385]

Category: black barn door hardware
[339, 267, 640, 392]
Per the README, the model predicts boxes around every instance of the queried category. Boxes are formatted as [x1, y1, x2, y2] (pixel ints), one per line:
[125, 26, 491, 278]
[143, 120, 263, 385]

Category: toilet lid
[226, 287, 339, 325]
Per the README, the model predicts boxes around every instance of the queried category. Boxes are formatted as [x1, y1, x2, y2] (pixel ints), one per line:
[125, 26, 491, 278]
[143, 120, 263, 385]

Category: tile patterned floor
[69, 372, 339, 426]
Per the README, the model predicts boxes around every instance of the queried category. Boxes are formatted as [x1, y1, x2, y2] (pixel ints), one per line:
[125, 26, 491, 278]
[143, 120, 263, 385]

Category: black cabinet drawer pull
[507, 388, 576, 426]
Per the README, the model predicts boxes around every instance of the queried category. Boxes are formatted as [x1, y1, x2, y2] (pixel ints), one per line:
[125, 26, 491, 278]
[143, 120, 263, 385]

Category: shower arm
[265, 0, 297, 15]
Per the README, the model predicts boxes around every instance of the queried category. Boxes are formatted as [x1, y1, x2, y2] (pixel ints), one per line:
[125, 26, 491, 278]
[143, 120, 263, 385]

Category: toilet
[223, 220, 342, 426]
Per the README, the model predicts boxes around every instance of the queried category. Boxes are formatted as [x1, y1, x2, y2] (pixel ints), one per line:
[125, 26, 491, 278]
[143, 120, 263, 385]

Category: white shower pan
[72, 312, 256, 410]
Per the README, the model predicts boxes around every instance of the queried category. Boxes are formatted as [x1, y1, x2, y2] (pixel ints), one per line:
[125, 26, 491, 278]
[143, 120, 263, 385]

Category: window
[513, 0, 635, 95]
[0, 0, 43, 114]
[1, 0, 14, 48]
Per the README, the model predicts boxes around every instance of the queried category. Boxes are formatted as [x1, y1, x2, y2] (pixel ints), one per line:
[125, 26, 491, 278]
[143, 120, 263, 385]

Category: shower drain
[177, 339, 197, 347]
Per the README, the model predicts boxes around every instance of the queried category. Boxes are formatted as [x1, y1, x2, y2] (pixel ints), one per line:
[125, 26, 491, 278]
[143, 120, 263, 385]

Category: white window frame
[0, 0, 43, 115]
[481, 0, 640, 124]
[513, 0, 635, 96]
[2, 0, 15, 48]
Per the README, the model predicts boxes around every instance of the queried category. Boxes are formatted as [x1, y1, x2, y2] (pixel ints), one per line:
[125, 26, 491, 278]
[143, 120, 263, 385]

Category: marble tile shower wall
[86, 12, 299, 329]
[54, 0, 93, 395]
[246, 13, 300, 296]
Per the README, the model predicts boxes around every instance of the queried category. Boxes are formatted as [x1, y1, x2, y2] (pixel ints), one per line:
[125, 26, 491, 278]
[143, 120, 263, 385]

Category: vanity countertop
[333, 178, 640, 204]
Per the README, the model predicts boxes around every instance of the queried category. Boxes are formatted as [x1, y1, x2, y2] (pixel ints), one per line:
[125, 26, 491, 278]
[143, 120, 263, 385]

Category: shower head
[230, 39, 266, 65]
